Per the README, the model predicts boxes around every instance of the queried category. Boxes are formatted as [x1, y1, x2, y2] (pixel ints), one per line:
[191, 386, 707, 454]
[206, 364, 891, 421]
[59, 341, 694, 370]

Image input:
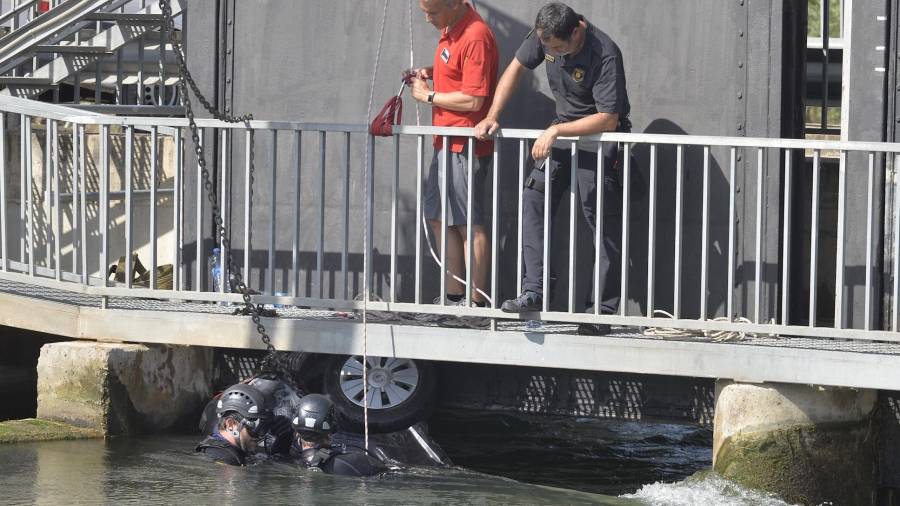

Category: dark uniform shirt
[515, 21, 630, 125]
[195, 432, 247, 466]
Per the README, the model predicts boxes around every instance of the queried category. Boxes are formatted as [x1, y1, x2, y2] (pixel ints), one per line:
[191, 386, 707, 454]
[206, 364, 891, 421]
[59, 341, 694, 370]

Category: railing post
[619, 143, 631, 316]
[51, 120, 59, 280]
[809, 150, 821, 327]
[292, 130, 302, 297]
[440, 136, 448, 305]
[567, 141, 577, 313]
[516, 139, 524, 298]
[754, 147, 764, 324]
[26, 116, 33, 276]
[19, 114, 25, 265]
[864, 152, 875, 330]
[365, 134, 375, 300]
[647, 144, 657, 316]
[466, 137, 474, 307]
[0, 113, 6, 272]
[125, 125, 133, 288]
[674, 145, 684, 318]
[150, 125, 158, 289]
[414, 134, 423, 304]
[243, 129, 251, 288]
[593, 142, 604, 316]
[99, 124, 109, 284]
[173, 126, 182, 291]
[727, 147, 736, 321]
[268, 130, 278, 295]
[78, 124, 86, 282]
[834, 150, 847, 328]
[491, 137, 500, 321]
[700, 146, 710, 320]
[342, 132, 350, 300]
[893, 153, 900, 332]
[391, 134, 400, 303]
[219, 128, 228, 294]
[71, 121, 79, 278]
[195, 128, 204, 290]
[781, 149, 792, 326]
[542, 148, 551, 313]
[317, 130, 325, 298]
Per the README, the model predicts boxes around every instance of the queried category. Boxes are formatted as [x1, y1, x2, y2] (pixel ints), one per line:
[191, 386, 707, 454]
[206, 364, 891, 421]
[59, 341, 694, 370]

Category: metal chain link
[159, 0, 288, 377]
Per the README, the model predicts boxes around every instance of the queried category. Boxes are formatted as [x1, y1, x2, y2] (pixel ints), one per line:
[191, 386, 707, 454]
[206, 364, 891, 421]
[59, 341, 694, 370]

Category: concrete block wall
[36, 342, 214, 435]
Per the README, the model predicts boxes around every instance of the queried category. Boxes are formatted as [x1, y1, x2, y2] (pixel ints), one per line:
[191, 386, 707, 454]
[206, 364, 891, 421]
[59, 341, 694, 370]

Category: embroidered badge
[440, 47, 451, 63]
[572, 67, 585, 82]
[544, 54, 556, 63]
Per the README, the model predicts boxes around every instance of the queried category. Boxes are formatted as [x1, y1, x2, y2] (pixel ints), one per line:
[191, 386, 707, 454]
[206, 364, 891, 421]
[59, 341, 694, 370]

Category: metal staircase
[0, 0, 183, 114]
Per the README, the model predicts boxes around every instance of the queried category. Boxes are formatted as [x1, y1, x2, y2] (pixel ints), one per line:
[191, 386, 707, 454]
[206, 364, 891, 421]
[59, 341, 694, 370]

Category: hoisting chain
[159, 0, 288, 378]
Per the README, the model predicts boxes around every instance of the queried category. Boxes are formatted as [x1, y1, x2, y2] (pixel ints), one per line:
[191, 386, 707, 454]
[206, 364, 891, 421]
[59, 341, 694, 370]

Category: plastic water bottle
[208, 247, 225, 293]
[525, 319, 543, 331]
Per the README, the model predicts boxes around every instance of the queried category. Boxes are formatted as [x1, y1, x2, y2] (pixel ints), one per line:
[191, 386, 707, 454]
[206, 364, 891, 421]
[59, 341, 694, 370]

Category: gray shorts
[424, 149, 490, 227]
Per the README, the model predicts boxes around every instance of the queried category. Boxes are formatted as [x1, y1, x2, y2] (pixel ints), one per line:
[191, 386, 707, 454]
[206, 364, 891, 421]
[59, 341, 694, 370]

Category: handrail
[0, 95, 896, 153]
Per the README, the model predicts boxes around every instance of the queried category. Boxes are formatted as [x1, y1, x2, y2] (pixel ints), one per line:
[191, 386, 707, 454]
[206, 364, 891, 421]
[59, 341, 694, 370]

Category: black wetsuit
[195, 432, 247, 466]
[294, 441, 387, 477]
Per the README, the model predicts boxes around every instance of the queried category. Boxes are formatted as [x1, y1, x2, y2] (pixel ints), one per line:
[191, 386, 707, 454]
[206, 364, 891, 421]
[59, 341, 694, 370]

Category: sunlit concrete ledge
[4, 290, 900, 391]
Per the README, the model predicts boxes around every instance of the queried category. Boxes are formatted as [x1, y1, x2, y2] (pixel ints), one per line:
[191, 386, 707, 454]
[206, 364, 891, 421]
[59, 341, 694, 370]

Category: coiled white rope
[642, 310, 757, 342]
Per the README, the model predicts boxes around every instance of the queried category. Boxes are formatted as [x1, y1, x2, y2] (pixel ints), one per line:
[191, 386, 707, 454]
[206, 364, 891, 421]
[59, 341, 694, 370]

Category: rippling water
[0, 411, 794, 505]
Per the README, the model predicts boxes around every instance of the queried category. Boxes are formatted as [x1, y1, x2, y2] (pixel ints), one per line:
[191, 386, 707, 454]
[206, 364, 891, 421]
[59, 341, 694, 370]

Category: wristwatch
[427, 91, 436, 104]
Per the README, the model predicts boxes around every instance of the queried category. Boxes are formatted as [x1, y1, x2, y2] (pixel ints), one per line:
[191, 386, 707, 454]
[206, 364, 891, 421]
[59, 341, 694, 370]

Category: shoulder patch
[440, 47, 451, 64]
[544, 54, 555, 63]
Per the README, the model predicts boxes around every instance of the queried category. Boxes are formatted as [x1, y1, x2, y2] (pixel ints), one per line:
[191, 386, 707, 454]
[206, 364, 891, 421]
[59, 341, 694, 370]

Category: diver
[291, 393, 388, 477]
[195, 383, 272, 466]
[197, 376, 301, 461]
[196, 376, 448, 471]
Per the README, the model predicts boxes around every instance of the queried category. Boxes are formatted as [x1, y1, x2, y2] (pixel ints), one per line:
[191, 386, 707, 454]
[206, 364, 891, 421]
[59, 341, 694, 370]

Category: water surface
[0, 412, 794, 505]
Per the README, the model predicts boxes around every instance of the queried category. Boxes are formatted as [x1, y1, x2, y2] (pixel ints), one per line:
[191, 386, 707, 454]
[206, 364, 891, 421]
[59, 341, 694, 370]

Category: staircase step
[0, 76, 54, 87]
[33, 45, 111, 55]
[83, 13, 164, 24]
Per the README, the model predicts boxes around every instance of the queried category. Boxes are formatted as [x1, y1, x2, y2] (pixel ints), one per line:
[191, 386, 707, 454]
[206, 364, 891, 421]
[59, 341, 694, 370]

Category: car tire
[322, 354, 436, 434]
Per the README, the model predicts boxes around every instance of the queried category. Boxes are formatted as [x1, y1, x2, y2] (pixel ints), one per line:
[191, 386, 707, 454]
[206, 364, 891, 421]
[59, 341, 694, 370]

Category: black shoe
[579, 305, 612, 336]
[501, 291, 542, 313]
[577, 323, 611, 336]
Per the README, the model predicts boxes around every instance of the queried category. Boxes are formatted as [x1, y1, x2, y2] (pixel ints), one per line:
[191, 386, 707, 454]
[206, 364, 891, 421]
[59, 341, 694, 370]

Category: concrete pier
[36, 342, 214, 435]
[713, 380, 877, 505]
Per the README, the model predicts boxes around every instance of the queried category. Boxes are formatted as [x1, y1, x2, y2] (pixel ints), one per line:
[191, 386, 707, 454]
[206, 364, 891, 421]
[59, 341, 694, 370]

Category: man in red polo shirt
[409, 0, 498, 310]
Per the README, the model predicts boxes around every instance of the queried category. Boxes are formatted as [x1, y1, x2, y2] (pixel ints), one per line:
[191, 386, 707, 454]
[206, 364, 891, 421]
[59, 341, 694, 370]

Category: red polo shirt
[432, 5, 498, 157]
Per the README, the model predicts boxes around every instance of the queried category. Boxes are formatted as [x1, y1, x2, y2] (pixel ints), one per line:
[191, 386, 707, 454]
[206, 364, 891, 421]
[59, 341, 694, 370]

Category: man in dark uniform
[195, 383, 273, 466]
[474, 2, 630, 335]
[290, 393, 387, 476]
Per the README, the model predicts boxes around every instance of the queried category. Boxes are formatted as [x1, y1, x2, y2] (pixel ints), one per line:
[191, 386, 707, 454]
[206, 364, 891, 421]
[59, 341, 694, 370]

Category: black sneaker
[578, 305, 612, 336]
[500, 291, 542, 313]
[577, 322, 612, 336]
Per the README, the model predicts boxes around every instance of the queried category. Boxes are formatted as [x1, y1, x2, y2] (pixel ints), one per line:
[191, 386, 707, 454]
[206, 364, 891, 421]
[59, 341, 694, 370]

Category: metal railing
[0, 96, 898, 344]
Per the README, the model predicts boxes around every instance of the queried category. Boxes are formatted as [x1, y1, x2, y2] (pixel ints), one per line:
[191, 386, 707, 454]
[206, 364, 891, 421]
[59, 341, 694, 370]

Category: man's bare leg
[458, 224, 489, 305]
[428, 219, 465, 297]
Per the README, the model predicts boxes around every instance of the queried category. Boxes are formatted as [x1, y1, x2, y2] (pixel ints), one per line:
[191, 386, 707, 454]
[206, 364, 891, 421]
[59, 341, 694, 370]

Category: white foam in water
[621, 472, 797, 506]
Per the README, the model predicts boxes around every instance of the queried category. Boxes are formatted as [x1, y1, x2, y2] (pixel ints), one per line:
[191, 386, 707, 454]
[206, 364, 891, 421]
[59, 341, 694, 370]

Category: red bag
[369, 81, 410, 137]
[369, 95, 403, 136]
